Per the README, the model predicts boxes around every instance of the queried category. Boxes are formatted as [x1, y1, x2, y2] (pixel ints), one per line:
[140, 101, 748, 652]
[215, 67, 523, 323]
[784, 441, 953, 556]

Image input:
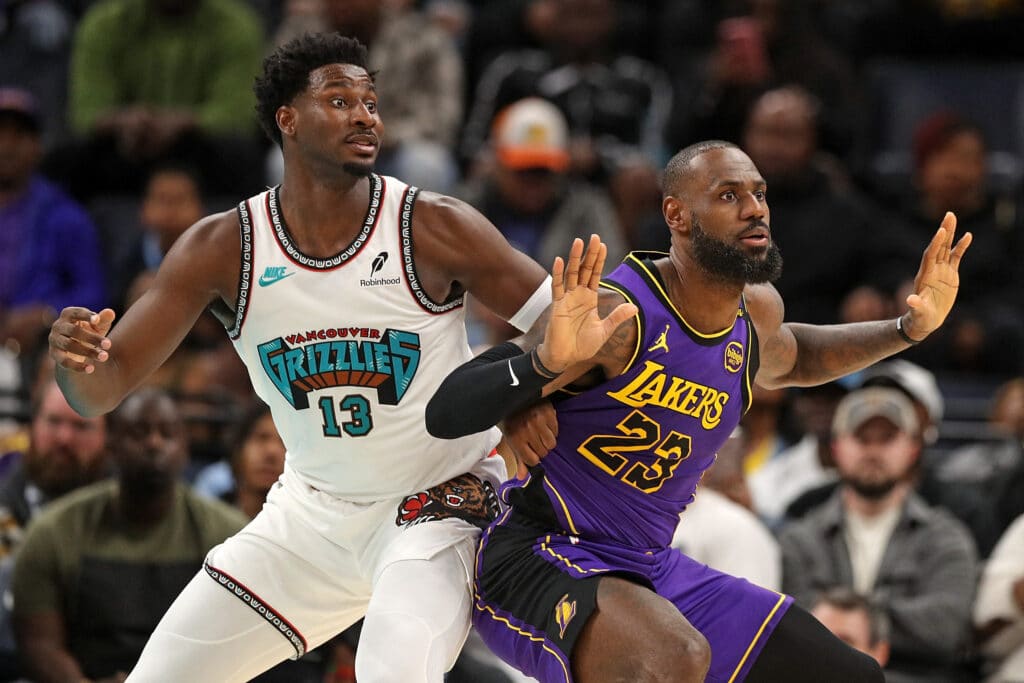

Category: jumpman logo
[648, 324, 671, 353]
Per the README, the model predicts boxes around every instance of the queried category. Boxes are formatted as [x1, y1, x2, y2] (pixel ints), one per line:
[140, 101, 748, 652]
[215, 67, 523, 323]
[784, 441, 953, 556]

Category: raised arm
[426, 235, 636, 439]
[754, 212, 972, 388]
[48, 211, 240, 416]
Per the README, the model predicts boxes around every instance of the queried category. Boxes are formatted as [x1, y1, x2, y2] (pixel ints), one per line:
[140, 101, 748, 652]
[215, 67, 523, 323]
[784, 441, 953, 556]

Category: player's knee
[356, 612, 447, 683]
[664, 625, 710, 682]
[622, 628, 709, 683]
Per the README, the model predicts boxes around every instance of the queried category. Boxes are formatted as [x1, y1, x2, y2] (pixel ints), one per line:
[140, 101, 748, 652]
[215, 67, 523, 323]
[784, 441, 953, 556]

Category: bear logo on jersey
[396, 474, 500, 530]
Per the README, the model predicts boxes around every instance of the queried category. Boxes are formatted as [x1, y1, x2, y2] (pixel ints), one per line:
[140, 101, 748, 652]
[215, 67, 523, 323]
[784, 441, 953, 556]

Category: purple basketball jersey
[510, 253, 758, 549]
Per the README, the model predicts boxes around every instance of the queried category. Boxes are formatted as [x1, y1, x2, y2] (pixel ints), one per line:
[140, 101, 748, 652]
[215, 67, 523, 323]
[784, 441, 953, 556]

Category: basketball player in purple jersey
[427, 140, 972, 682]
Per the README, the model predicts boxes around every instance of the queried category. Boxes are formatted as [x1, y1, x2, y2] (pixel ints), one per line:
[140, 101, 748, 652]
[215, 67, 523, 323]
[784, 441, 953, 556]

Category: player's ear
[663, 195, 690, 235]
[276, 105, 297, 139]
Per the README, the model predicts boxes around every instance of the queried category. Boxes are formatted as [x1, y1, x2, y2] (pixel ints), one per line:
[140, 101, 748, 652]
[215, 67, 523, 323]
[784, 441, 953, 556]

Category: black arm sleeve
[426, 341, 553, 439]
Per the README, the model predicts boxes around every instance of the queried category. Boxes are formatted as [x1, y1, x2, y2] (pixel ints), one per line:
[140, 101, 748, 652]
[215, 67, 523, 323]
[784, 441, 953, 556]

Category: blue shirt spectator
[0, 87, 105, 357]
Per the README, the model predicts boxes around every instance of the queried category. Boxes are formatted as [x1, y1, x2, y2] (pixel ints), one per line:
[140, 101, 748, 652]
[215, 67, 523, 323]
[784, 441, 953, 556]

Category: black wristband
[531, 348, 563, 379]
[896, 315, 920, 345]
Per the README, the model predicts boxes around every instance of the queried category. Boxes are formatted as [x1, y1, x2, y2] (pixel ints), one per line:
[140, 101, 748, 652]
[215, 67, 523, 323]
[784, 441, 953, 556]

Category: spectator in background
[671, 429, 781, 590]
[460, 0, 670, 244]
[811, 587, 891, 669]
[0, 377, 108, 679]
[738, 384, 796, 480]
[741, 86, 912, 326]
[107, 163, 207, 311]
[49, 0, 265, 200]
[860, 359, 944, 447]
[0, 87, 106, 361]
[671, 0, 865, 164]
[974, 511, 1024, 682]
[748, 381, 847, 527]
[920, 377, 1024, 557]
[779, 386, 978, 683]
[893, 112, 1024, 377]
[785, 358, 945, 520]
[10, 387, 249, 683]
[456, 98, 625, 270]
[202, 401, 285, 519]
[0, 379, 108, 559]
[272, 0, 464, 192]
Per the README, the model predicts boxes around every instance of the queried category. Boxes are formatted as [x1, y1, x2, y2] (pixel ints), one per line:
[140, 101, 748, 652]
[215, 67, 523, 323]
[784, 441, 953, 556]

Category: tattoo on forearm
[786, 320, 905, 385]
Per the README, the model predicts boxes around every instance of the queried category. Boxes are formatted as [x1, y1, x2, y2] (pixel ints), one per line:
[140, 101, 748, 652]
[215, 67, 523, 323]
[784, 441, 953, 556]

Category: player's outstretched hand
[901, 212, 972, 342]
[48, 307, 116, 374]
[536, 235, 637, 373]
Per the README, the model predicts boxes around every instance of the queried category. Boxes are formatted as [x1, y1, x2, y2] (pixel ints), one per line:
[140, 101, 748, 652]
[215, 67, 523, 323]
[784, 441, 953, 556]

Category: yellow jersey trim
[626, 253, 739, 341]
[473, 594, 571, 683]
[543, 477, 580, 535]
[728, 592, 788, 683]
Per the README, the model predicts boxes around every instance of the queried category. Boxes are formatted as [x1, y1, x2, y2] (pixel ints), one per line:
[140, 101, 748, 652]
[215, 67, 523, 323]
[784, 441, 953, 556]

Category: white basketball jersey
[227, 175, 500, 501]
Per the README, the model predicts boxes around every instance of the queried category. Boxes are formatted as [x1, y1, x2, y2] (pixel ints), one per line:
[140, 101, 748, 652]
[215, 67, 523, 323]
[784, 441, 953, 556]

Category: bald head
[662, 141, 741, 199]
[743, 86, 819, 180]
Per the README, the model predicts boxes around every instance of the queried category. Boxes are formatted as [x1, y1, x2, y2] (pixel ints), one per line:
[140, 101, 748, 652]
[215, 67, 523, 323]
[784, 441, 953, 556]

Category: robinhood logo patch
[361, 252, 399, 287]
[258, 328, 421, 408]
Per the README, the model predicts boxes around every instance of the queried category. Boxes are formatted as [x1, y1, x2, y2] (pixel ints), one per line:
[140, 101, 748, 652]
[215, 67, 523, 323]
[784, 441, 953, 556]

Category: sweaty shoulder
[742, 282, 784, 339]
[406, 190, 546, 316]
[409, 191, 495, 268]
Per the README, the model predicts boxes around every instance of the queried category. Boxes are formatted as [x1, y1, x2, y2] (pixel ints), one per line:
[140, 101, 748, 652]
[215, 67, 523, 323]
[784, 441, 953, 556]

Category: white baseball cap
[491, 98, 570, 172]
[832, 387, 919, 436]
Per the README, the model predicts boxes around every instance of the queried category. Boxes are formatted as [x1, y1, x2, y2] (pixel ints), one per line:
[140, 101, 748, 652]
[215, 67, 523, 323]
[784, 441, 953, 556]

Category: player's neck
[278, 167, 373, 256]
[661, 253, 744, 334]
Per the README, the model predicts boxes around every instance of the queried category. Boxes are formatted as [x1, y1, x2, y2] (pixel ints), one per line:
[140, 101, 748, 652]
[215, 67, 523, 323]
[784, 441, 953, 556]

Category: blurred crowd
[1, 0, 1023, 681]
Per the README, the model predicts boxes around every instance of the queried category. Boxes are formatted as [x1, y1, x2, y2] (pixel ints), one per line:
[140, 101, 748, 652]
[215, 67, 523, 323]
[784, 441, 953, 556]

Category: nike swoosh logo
[507, 360, 519, 387]
[258, 272, 295, 286]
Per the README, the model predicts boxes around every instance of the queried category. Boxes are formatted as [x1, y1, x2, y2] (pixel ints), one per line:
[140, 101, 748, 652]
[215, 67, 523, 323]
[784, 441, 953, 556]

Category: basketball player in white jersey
[47, 33, 558, 681]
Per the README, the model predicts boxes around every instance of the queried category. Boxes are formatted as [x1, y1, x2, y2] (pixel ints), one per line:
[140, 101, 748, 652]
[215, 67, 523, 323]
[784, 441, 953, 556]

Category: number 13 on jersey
[318, 394, 373, 437]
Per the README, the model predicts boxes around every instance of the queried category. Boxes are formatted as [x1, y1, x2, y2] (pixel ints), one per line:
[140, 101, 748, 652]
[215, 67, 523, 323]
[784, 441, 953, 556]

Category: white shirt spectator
[672, 488, 781, 591]
[975, 513, 1024, 683]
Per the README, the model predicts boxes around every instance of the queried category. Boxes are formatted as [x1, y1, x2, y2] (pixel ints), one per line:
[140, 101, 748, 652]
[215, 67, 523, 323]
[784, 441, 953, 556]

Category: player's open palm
[538, 235, 637, 372]
[904, 212, 973, 340]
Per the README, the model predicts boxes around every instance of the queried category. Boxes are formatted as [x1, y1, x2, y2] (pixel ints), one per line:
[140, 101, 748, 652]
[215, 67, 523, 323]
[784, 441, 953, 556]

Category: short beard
[691, 213, 783, 285]
[343, 161, 374, 178]
[843, 476, 899, 500]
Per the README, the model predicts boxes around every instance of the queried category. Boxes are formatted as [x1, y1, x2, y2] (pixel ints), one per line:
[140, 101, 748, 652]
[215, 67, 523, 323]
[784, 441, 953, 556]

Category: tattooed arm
[751, 212, 972, 389]
[746, 283, 915, 389]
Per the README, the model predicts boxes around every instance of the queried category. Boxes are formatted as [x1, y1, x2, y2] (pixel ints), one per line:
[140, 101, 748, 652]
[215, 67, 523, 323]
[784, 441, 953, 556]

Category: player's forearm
[426, 342, 555, 439]
[766, 319, 914, 388]
[55, 362, 127, 417]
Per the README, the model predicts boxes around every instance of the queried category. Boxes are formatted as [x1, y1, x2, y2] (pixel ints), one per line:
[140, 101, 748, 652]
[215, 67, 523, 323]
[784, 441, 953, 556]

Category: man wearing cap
[0, 87, 106, 360]
[891, 111, 1024, 375]
[457, 97, 625, 272]
[778, 386, 978, 683]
